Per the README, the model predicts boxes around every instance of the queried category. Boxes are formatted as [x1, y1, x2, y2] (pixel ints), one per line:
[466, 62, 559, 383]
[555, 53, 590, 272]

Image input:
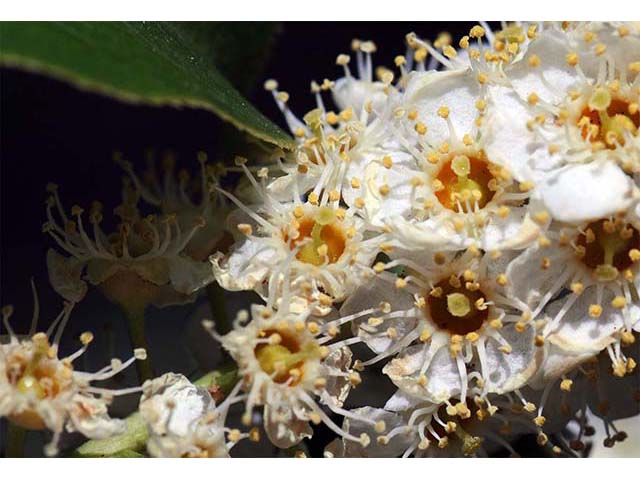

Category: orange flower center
[579, 90, 639, 148]
[435, 154, 498, 213]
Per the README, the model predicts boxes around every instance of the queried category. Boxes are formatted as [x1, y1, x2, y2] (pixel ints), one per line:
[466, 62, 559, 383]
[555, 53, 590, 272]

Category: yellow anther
[621, 330, 636, 346]
[336, 54, 350, 65]
[419, 329, 431, 342]
[237, 223, 253, 236]
[415, 122, 427, 135]
[589, 304, 603, 318]
[79, 331, 94, 345]
[611, 296, 626, 309]
[414, 47, 428, 63]
[595, 43, 607, 56]
[566, 52, 579, 67]
[325, 111, 339, 125]
[443, 45, 457, 59]
[469, 25, 485, 38]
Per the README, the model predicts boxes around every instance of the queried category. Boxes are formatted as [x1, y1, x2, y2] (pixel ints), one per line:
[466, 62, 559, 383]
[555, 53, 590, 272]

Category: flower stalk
[6, 422, 26, 458]
[122, 304, 154, 383]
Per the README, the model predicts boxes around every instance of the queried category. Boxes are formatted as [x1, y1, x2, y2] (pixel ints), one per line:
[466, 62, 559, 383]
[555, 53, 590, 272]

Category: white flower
[139, 373, 246, 458]
[485, 23, 640, 222]
[506, 212, 640, 375]
[44, 180, 213, 309]
[341, 249, 542, 411]
[0, 299, 144, 456]
[365, 66, 546, 250]
[263, 47, 414, 222]
[211, 163, 384, 312]
[332, 40, 389, 115]
[205, 287, 376, 450]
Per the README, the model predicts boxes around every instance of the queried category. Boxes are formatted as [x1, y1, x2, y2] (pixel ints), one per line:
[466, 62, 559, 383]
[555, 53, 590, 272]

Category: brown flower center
[426, 276, 490, 335]
[575, 219, 640, 281]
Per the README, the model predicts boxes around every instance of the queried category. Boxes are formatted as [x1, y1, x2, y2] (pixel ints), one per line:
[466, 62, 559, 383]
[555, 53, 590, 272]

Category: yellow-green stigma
[291, 207, 346, 266]
[254, 329, 320, 385]
[435, 154, 497, 213]
[580, 89, 639, 148]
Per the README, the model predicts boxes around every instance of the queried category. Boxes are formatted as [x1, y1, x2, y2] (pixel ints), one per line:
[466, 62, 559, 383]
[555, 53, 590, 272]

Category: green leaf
[172, 22, 281, 95]
[0, 22, 293, 149]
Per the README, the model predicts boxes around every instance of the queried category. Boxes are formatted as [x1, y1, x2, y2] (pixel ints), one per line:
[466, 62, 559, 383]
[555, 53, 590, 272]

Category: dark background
[3, 22, 542, 457]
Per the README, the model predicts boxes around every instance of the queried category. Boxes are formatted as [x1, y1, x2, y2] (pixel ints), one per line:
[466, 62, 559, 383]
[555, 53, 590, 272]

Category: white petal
[264, 403, 313, 449]
[68, 394, 126, 439]
[211, 238, 276, 292]
[404, 69, 480, 144]
[546, 287, 623, 353]
[506, 245, 569, 310]
[383, 389, 422, 412]
[481, 321, 540, 393]
[332, 77, 387, 114]
[536, 161, 636, 223]
[508, 30, 581, 104]
[340, 277, 417, 354]
[481, 206, 542, 251]
[334, 407, 414, 458]
[484, 85, 557, 183]
[383, 336, 460, 403]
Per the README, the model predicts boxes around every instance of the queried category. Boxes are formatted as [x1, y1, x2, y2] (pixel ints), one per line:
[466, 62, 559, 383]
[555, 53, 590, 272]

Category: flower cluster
[4, 21, 640, 458]
[210, 21, 640, 456]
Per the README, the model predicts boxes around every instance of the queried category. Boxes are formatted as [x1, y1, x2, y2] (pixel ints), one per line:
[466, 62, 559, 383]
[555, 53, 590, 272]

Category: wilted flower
[118, 151, 230, 261]
[44, 179, 214, 311]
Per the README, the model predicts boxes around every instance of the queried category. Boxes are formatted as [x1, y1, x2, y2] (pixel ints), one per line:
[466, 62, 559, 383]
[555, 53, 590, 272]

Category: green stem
[205, 282, 231, 335]
[6, 422, 27, 458]
[72, 366, 238, 458]
[122, 305, 154, 383]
